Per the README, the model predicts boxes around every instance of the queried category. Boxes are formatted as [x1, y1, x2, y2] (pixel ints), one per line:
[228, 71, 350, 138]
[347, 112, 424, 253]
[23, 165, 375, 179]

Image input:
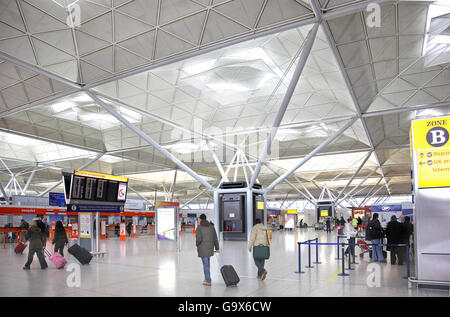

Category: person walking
[357, 216, 363, 232]
[325, 218, 331, 233]
[344, 217, 357, 258]
[365, 213, 386, 263]
[23, 220, 48, 270]
[385, 215, 405, 265]
[196, 214, 219, 286]
[52, 221, 68, 257]
[352, 217, 358, 230]
[19, 219, 29, 242]
[248, 218, 270, 280]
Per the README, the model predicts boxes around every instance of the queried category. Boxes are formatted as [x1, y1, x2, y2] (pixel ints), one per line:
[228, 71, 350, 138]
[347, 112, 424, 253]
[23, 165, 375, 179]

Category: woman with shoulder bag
[248, 219, 270, 280]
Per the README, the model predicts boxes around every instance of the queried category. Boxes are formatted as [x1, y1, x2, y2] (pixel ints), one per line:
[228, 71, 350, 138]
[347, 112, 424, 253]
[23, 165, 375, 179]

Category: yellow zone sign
[417, 149, 450, 188]
[411, 116, 450, 150]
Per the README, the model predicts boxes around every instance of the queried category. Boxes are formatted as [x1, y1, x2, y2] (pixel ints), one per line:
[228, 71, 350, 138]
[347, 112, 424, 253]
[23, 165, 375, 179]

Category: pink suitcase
[49, 252, 67, 269]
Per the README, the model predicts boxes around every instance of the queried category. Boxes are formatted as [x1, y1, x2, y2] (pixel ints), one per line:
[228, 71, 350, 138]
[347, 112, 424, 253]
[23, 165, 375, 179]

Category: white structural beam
[0, 52, 81, 90]
[128, 186, 153, 206]
[0, 182, 8, 199]
[180, 189, 209, 209]
[335, 151, 373, 201]
[206, 140, 227, 182]
[337, 168, 378, 204]
[265, 117, 357, 193]
[362, 100, 450, 118]
[37, 153, 105, 197]
[22, 167, 37, 195]
[310, 0, 391, 195]
[86, 91, 215, 191]
[250, 23, 320, 188]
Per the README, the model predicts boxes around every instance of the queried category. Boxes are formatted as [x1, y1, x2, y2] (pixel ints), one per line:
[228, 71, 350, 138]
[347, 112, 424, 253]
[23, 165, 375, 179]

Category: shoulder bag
[253, 228, 270, 260]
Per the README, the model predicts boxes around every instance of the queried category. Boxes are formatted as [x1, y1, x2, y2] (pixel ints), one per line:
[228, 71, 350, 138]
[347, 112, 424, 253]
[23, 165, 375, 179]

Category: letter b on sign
[426, 127, 449, 147]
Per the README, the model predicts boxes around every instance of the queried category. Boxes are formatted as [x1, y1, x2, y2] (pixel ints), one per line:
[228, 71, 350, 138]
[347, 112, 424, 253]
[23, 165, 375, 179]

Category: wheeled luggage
[220, 265, 240, 287]
[68, 243, 92, 265]
[14, 242, 27, 254]
[49, 252, 67, 269]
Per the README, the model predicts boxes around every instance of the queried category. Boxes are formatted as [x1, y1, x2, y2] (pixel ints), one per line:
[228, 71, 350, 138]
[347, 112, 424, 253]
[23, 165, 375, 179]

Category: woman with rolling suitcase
[52, 221, 68, 257]
[23, 220, 48, 270]
[248, 219, 270, 280]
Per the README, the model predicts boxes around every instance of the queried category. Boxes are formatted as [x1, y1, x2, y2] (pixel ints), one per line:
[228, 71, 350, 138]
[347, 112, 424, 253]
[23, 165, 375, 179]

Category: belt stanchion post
[296, 242, 305, 274]
[338, 243, 349, 276]
[352, 238, 358, 264]
[347, 243, 354, 271]
[335, 235, 340, 260]
[306, 239, 314, 268]
[313, 237, 321, 264]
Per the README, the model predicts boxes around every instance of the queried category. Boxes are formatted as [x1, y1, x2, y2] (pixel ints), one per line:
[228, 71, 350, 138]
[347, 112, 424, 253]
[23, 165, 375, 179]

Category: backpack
[365, 220, 381, 241]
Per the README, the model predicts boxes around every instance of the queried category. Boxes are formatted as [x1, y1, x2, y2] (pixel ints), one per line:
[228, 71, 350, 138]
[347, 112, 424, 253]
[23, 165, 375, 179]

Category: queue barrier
[0, 228, 28, 248]
[296, 240, 411, 279]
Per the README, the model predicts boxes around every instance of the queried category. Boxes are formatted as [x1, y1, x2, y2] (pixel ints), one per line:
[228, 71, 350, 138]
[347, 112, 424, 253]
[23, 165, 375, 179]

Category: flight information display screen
[63, 170, 128, 205]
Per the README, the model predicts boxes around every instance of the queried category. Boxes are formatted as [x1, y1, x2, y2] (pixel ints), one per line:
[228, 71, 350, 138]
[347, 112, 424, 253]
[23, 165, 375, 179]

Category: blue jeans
[254, 258, 266, 278]
[371, 239, 384, 261]
[201, 257, 211, 283]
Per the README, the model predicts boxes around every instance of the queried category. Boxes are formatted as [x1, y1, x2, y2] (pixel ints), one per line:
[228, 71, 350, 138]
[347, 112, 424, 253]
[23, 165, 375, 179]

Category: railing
[296, 239, 411, 279]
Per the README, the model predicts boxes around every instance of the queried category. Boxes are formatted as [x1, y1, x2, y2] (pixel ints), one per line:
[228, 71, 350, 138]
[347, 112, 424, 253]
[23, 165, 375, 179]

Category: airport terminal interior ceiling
[0, 0, 449, 205]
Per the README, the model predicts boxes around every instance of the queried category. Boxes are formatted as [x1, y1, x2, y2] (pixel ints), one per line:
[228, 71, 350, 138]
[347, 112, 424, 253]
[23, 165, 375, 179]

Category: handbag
[253, 228, 270, 260]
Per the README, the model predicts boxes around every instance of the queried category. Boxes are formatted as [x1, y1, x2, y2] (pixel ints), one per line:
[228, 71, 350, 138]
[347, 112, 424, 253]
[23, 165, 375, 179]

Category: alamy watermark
[366, 262, 381, 288]
[66, 262, 81, 288]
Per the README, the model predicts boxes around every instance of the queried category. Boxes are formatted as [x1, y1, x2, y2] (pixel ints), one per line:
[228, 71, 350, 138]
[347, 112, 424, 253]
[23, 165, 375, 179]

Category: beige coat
[248, 223, 270, 251]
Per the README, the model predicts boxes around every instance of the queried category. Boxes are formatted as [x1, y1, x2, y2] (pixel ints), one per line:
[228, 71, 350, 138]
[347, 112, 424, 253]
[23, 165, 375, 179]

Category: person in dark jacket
[23, 220, 48, 270]
[366, 213, 386, 263]
[195, 214, 219, 286]
[52, 221, 68, 256]
[126, 221, 132, 237]
[385, 215, 405, 265]
[325, 218, 331, 233]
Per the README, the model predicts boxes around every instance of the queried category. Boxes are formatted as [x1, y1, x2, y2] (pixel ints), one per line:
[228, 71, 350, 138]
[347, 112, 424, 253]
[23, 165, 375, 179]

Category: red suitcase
[15, 242, 27, 254]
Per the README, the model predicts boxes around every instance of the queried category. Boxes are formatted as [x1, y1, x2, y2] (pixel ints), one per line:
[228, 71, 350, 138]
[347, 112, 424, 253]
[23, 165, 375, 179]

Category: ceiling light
[207, 83, 250, 92]
[183, 60, 216, 75]
[51, 101, 76, 113]
[70, 93, 93, 103]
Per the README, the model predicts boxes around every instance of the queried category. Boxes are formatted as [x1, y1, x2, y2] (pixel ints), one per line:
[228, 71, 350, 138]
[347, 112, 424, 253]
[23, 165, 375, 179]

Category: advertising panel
[79, 213, 91, 238]
[284, 214, 296, 229]
[157, 207, 177, 241]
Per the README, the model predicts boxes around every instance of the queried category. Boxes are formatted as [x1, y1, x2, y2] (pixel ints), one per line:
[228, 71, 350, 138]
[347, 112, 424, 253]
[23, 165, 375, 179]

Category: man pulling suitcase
[196, 214, 221, 286]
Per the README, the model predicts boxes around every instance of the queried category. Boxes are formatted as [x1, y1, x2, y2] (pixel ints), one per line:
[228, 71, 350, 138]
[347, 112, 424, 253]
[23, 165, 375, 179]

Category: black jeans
[391, 246, 405, 264]
[346, 238, 355, 257]
[54, 243, 64, 257]
[24, 248, 47, 269]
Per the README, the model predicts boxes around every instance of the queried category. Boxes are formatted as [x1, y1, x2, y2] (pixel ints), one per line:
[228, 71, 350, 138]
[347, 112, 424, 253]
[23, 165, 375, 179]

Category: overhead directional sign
[411, 116, 450, 188]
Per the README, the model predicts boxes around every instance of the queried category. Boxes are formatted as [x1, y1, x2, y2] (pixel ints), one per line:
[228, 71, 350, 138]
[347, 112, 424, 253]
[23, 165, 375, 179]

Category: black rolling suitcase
[68, 243, 93, 265]
[220, 265, 240, 287]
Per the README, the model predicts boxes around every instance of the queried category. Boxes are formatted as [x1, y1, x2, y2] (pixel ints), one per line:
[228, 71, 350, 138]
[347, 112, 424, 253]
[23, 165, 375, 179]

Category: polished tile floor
[0, 228, 447, 297]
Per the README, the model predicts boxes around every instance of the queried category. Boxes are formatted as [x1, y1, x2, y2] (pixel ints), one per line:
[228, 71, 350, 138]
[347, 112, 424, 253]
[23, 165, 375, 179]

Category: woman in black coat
[52, 221, 68, 256]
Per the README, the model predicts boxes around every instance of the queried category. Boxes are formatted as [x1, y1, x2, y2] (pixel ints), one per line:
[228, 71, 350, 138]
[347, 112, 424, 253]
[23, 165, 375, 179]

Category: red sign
[71, 223, 79, 239]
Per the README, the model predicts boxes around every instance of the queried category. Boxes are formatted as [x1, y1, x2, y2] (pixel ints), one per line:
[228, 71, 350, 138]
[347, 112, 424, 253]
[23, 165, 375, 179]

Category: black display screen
[106, 181, 119, 202]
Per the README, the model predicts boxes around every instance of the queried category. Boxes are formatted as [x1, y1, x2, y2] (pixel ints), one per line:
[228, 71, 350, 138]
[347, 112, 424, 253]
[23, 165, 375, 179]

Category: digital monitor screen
[320, 210, 329, 217]
[84, 178, 97, 200]
[229, 212, 235, 218]
[106, 181, 118, 202]
[96, 180, 107, 200]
